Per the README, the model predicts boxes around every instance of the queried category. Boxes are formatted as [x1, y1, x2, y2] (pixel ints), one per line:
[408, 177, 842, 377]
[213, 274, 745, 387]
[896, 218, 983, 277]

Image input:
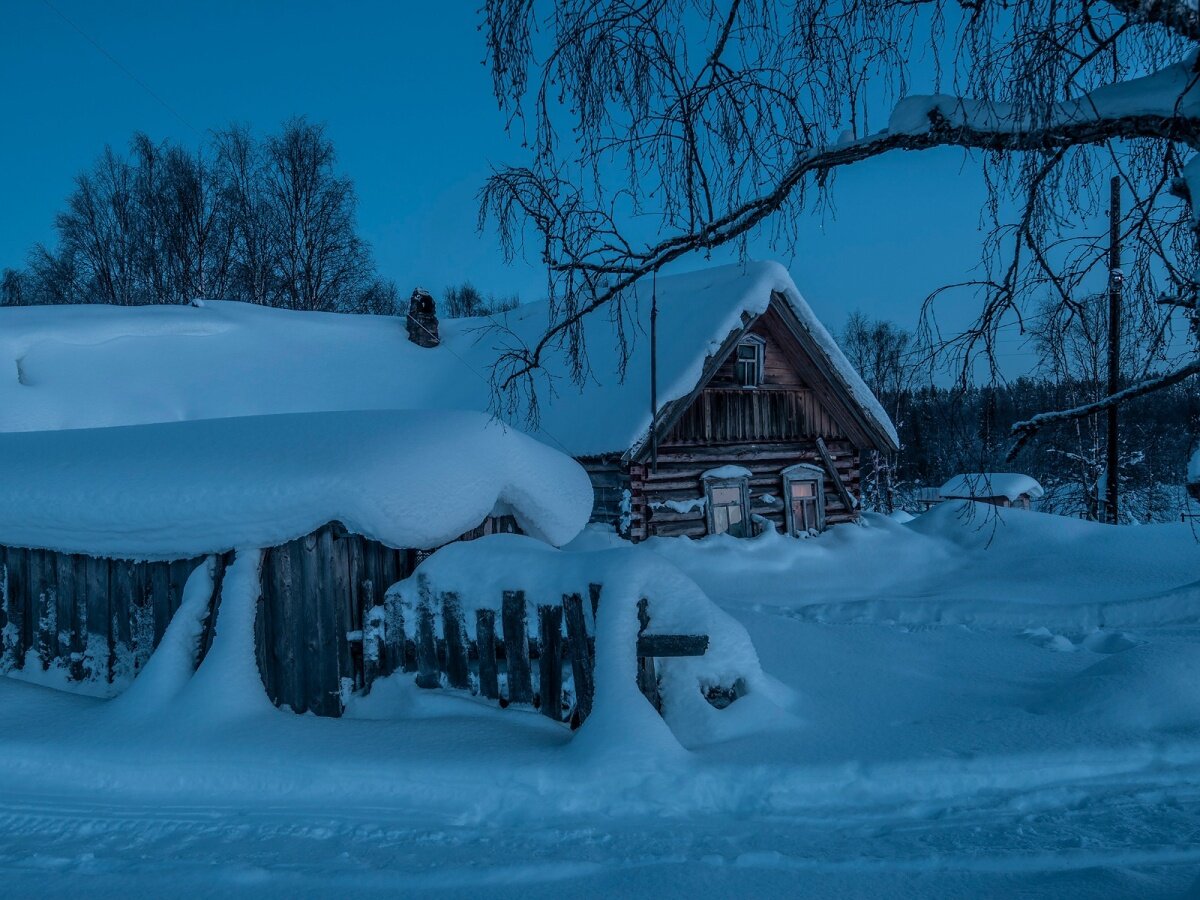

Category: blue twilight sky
[0, 0, 1040, 371]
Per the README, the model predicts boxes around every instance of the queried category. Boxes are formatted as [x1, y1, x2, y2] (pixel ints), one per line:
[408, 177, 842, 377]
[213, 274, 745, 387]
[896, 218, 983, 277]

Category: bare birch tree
[480, 0, 1200, 452]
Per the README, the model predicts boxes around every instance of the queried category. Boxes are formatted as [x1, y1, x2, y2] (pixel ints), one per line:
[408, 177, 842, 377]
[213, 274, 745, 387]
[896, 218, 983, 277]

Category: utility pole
[1105, 175, 1122, 524]
[650, 272, 659, 474]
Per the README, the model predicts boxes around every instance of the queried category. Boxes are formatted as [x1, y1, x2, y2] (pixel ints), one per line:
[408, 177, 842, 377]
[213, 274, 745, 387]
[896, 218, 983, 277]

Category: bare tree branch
[1007, 356, 1200, 458]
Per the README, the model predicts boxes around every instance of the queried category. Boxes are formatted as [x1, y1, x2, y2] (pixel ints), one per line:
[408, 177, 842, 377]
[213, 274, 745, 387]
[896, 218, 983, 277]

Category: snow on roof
[939, 473, 1045, 502]
[1189, 445, 1200, 484]
[0, 410, 593, 559]
[0, 260, 896, 456]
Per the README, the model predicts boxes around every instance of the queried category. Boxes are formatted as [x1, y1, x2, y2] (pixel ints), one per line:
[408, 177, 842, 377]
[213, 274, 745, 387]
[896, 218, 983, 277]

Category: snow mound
[939, 472, 1044, 501]
[386, 533, 788, 754]
[0, 260, 896, 455]
[0, 410, 592, 559]
[640, 504, 1200, 630]
[1032, 643, 1200, 732]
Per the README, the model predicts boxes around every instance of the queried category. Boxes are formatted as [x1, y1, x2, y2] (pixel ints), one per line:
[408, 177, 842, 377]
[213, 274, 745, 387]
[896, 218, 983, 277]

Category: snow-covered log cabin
[0, 260, 896, 543]
[524, 263, 901, 539]
[0, 411, 593, 715]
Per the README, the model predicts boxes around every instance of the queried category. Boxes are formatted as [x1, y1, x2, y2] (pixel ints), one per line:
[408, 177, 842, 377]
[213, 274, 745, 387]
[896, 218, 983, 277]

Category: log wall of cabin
[629, 441, 860, 539]
[579, 457, 636, 535]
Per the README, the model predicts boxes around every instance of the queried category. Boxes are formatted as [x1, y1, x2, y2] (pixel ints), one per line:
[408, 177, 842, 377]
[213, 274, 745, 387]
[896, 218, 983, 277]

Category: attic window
[734, 335, 765, 387]
[782, 464, 826, 535]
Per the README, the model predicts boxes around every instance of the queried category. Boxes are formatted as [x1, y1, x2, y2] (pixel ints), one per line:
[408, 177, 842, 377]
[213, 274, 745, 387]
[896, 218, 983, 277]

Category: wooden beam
[816, 436, 856, 515]
[636, 634, 709, 657]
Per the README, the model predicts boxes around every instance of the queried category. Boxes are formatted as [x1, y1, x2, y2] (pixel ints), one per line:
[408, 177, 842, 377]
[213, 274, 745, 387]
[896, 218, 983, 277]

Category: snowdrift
[0, 409, 593, 559]
[385, 534, 789, 752]
[633, 501, 1200, 628]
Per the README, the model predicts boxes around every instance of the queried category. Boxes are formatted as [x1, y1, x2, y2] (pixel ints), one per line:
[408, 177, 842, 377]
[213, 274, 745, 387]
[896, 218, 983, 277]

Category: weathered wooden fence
[370, 583, 710, 727]
[256, 523, 417, 717]
[0, 528, 714, 726]
[0, 545, 213, 682]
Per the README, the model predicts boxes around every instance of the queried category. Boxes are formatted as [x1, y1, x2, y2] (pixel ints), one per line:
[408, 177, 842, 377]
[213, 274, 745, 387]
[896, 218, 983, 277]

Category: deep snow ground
[2, 506, 1200, 898]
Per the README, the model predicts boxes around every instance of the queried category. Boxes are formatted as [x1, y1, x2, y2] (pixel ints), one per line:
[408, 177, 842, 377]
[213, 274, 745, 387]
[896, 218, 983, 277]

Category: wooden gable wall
[660, 314, 852, 447]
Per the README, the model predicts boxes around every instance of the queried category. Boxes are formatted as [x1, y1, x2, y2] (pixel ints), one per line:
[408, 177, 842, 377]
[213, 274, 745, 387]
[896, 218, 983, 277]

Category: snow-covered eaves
[939, 473, 1045, 503]
[0, 410, 594, 560]
[0, 260, 896, 458]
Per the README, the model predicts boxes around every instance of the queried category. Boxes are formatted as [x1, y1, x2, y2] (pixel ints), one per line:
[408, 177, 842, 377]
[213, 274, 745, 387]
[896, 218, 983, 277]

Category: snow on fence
[372, 579, 711, 726]
[0, 525, 720, 726]
[0, 544, 216, 685]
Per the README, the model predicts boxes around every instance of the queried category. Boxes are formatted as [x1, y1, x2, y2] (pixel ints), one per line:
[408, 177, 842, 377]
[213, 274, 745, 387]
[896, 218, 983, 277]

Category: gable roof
[0, 260, 897, 457]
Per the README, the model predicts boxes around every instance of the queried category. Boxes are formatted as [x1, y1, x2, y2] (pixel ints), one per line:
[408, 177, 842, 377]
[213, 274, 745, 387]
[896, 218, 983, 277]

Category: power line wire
[39, 0, 197, 135]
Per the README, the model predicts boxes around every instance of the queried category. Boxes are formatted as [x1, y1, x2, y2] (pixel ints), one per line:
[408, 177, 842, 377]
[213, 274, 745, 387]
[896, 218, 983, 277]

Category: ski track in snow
[0, 772, 1198, 899]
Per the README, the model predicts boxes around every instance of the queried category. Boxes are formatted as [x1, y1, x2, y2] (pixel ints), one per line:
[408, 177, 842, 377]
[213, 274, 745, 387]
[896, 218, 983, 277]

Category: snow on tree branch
[1007, 355, 1200, 459]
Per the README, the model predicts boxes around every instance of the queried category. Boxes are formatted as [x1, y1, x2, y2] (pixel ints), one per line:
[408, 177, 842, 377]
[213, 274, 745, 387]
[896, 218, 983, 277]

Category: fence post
[476, 608, 499, 699]
[588, 583, 602, 620]
[441, 591, 471, 691]
[414, 588, 440, 689]
[636, 598, 661, 712]
[562, 592, 594, 728]
[537, 605, 563, 720]
[362, 604, 385, 693]
[501, 590, 532, 704]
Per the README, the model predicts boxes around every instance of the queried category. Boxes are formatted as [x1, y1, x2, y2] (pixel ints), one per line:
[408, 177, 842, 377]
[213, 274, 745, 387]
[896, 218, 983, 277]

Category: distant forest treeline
[841, 312, 1200, 522]
[874, 379, 1200, 522]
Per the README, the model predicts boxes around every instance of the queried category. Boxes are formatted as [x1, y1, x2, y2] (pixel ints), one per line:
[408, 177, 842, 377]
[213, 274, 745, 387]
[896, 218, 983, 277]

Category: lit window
[782, 464, 826, 535]
[704, 479, 750, 537]
[734, 336, 765, 387]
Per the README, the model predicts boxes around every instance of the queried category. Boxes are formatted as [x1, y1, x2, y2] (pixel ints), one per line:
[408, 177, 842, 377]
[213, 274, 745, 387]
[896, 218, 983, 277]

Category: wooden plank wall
[662, 387, 839, 444]
[0, 546, 204, 682]
[256, 524, 414, 717]
[580, 457, 634, 534]
[630, 440, 861, 539]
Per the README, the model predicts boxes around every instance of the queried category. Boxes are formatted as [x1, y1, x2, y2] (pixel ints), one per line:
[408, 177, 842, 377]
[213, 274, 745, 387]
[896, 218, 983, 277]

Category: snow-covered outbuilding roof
[0, 261, 897, 457]
[0, 410, 593, 560]
[939, 473, 1045, 503]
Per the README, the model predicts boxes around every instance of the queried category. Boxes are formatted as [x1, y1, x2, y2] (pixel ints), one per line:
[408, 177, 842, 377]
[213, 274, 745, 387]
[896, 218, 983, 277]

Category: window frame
[702, 474, 752, 537]
[781, 463, 826, 535]
[733, 334, 766, 388]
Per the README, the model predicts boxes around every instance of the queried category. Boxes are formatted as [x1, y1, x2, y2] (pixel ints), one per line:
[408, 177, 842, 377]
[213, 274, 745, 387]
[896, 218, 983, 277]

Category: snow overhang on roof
[0, 410, 594, 560]
[939, 473, 1045, 502]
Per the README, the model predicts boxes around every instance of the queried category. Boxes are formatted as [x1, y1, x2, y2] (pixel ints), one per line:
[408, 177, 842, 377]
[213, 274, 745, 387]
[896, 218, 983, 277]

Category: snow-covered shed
[0, 410, 592, 715]
[0, 260, 897, 541]
[938, 473, 1046, 511]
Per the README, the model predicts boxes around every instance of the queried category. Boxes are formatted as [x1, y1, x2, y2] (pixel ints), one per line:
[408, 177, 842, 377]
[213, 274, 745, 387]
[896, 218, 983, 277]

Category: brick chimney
[406, 287, 440, 348]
